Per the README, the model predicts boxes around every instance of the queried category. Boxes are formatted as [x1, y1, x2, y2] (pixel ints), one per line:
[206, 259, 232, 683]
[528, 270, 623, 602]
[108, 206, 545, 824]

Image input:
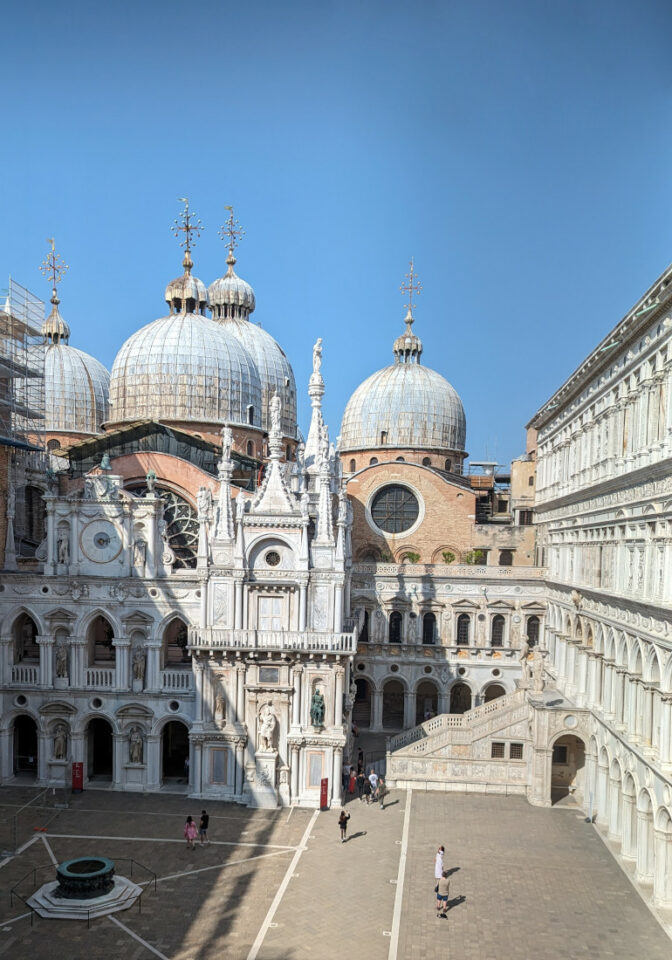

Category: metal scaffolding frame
[0, 277, 45, 452]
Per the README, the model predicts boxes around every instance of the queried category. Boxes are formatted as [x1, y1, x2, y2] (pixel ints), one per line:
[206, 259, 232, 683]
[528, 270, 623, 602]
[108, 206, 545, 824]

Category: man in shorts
[436, 870, 451, 917]
[199, 809, 209, 844]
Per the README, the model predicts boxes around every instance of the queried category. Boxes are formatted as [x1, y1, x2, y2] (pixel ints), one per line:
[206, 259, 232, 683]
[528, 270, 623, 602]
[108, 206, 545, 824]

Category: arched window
[47, 438, 61, 453]
[13, 613, 39, 662]
[163, 617, 190, 665]
[247, 440, 254, 457]
[395, 456, 405, 462]
[247, 405, 254, 425]
[380, 431, 388, 444]
[422, 612, 436, 645]
[349, 459, 356, 472]
[88, 615, 115, 664]
[527, 616, 540, 647]
[491, 615, 505, 647]
[456, 614, 470, 646]
[369, 457, 378, 465]
[499, 550, 513, 566]
[422, 457, 431, 466]
[444, 459, 451, 472]
[389, 612, 402, 643]
[360, 610, 369, 643]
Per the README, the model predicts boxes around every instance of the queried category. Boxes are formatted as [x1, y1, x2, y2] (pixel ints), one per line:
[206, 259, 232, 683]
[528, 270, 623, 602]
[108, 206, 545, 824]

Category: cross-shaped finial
[172, 198, 203, 254]
[400, 257, 422, 314]
[218, 205, 245, 253]
[39, 238, 69, 296]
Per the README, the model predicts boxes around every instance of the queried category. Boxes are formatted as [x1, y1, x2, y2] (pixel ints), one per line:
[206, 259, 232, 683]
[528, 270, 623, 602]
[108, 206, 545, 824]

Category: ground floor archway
[13, 715, 37, 777]
[382, 680, 404, 730]
[162, 720, 189, 782]
[415, 681, 438, 724]
[87, 717, 113, 781]
[352, 678, 372, 729]
[550, 734, 585, 805]
[450, 682, 472, 714]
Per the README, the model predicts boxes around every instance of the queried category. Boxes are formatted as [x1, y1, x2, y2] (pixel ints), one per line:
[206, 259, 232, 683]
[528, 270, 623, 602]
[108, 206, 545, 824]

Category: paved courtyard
[0, 786, 668, 960]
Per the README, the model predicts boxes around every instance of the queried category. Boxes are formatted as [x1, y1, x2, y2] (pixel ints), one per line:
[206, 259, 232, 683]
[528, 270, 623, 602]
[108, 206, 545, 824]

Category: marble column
[607, 776, 622, 842]
[659, 696, 672, 768]
[334, 584, 343, 633]
[334, 668, 344, 726]
[621, 793, 637, 860]
[193, 658, 205, 726]
[113, 638, 131, 692]
[146, 734, 160, 789]
[235, 739, 245, 797]
[292, 667, 302, 727]
[236, 665, 246, 725]
[191, 738, 203, 796]
[403, 692, 415, 728]
[145, 640, 162, 694]
[371, 686, 383, 732]
[37, 636, 53, 689]
[635, 807, 655, 883]
[299, 582, 308, 632]
[290, 745, 299, 801]
[0, 638, 11, 686]
[113, 734, 124, 788]
[653, 823, 672, 907]
[234, 578, 244, 630]
[332, 748, 342, 805]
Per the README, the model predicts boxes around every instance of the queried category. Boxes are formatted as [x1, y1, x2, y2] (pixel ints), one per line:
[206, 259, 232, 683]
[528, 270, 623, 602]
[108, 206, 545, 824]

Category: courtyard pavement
[0, 786, 668, 960]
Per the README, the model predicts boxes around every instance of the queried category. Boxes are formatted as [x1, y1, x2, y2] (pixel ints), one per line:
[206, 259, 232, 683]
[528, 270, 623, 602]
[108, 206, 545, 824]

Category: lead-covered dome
[42, 298, 110, 435]
[340, 311, 466, 453]
[209, 250, 297, 437]
[109, 254, 262, 428]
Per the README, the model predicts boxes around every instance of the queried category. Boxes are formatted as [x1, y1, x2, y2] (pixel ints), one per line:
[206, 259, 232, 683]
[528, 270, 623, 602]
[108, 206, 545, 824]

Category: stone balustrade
[161, 669, 193, 691]
[85, 667, 115, 688]
[188, 626, 357, 655]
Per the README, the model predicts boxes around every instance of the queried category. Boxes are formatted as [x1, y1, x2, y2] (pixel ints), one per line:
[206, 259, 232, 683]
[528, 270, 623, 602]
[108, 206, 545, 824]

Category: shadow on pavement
[344, 831, 368, 842]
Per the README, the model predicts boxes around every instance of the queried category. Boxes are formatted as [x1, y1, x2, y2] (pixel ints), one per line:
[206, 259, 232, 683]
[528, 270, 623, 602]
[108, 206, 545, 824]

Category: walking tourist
[363, 777, 372, 804]
[368, 768, 378, 794]
[338, 809, 351, 842]
[184, 815, 198, 849]
[199, 809, 209, 844]
[357, 769, 366, 800]
[434, 845, 445, 880]
[348, 767, 356, 794]
[377, 776, 389, 809]
[436, 870, 451, 917]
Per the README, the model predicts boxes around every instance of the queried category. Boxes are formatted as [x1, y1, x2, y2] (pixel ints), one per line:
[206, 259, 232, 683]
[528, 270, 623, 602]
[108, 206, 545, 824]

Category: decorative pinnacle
[39, 238, 68, 304]
[218, 206, 245, 267]
[172, 198, 203, 273]
[400, 257, 422, 321]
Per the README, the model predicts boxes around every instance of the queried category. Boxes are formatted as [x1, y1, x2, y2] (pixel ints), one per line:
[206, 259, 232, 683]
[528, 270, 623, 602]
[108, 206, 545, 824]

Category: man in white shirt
[369, 769, 378, 793]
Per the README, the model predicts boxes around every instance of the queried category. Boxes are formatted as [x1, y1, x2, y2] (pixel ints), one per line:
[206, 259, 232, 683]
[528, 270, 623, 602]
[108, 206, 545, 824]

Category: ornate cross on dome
[40, 238, 68, 303]
[400, 257, 422, 318]
[219, 206, 245, 255]
[172, 198, 202, 270]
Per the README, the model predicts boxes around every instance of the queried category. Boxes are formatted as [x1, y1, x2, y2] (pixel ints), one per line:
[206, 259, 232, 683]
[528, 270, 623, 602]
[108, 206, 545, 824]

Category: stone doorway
[382, 680, 404, 729]
[551, 734, 586, 805]
[450, 682, 472, 714]
[352, 678, 372, 729]
[162, 720, 189, 783]
[13, 715, 37, 778]
[87, 718, 113, 781]
[415, 680, 438, 724]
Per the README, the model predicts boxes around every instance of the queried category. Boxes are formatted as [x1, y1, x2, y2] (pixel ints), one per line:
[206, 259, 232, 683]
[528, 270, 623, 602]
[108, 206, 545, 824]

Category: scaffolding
[0, 278, 45, 452]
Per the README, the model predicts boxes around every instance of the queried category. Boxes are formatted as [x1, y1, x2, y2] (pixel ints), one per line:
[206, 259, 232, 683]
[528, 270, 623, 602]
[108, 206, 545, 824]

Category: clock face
[80, 520, 123, 563]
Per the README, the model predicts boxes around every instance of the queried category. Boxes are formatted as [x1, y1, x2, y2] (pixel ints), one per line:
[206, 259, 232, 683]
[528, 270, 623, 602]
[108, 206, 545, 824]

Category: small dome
[42, 301, 70, 344]
[45, 344, 110, 435]
[164, 272, 208, 312]
[208, 251, 256, 319]
[340, 363, 466, 452]
[109, 312, 262, 428]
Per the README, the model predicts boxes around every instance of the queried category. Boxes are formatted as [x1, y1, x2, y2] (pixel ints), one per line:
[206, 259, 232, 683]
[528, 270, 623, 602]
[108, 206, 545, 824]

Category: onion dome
[38, 242, 109, 436]
[208, 215, 297, 437]
[108, 257, 261, 429]
[340, 306, 465, 454]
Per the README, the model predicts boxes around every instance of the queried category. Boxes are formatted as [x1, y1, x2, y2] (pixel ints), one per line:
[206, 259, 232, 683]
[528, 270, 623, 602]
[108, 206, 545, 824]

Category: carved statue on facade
[100, 452, 112, 471]
[129, 725, 143, 764]
[258, 703, 277, 751]
[221, 425, 233, 461]
[531, 648, 546, 694]
[270, 393, 282, 435]
[57, 536, 69, 564]
[236, 493, 247, 521]
[132, 647, 146, 682]
[519, 637, 531, 684]
[300, 491, 310, 521]
[312, 337, 323, 375]
[145, 469, 157, 493]
[310, 689, 325, 727]
[54, 640, 68, 679]
[133, 538, 147, 568]
[197, 486, 212, 521]
[53, 722, 68, 760]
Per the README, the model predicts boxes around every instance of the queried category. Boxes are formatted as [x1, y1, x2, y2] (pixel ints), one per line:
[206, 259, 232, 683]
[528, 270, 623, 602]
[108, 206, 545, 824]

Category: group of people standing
[184, 810, 210, 849]
[342, 751, 389, 809]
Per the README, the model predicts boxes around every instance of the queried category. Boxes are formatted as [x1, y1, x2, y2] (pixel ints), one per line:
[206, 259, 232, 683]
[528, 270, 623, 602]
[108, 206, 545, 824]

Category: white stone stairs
[387, 688, 528, 758]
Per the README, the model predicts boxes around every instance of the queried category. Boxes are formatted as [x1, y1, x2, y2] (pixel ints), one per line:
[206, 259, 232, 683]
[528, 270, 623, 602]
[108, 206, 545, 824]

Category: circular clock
[80, 520, 123, 563]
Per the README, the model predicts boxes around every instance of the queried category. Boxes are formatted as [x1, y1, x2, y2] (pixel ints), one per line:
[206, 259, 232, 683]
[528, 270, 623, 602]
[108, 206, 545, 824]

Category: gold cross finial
[39, 238, 68, 303]
[400, 257, 422, 316]
[172, 198, 202, 269]
[218, 205, 245, 255]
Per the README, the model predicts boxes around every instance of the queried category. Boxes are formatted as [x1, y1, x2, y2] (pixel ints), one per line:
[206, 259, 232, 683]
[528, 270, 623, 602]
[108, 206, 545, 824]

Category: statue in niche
[519, 637, 531, 684]
[270, 393, 282, 434]
[531, 648, 547, 694]
[145, 469, 157, 493]
[54, 640, 68, 678]
[133, 538, 147, 567]
[310, 689, 325, 727]
[57, 536, 69, 564]
[236, 493, 247, 521]
[197, 487, 212, 521]
[132, 647, 146, 682]
[258, 703, 277, 751]
[215, 694, 226, 725]
[100, 452, 112, 471]
[53, 722, 68, 760]
[129, 725, 143, 764]
[312, 337, 323, 375]
[300, 491, 310, 521]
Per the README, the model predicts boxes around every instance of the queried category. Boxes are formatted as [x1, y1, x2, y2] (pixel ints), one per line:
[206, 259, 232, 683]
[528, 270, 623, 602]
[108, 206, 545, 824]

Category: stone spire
[304, 337, 325, 473]
[250, 394, 297, 515]
[314, 422, 334, 545]
[215, 425, 235, 541]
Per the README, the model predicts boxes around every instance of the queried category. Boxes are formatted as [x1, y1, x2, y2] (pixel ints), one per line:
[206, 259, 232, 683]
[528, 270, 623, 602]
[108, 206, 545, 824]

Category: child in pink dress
[184, 815, 198, 849]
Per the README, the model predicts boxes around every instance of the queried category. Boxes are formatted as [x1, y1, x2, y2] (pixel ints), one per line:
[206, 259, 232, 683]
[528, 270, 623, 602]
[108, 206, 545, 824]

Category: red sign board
[320, 777, 329, 810]
[71, 762, 84, 793]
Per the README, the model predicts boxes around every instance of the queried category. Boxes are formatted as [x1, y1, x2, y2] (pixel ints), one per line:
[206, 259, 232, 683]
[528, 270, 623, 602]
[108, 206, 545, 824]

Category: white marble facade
[530, 261, 672, 909]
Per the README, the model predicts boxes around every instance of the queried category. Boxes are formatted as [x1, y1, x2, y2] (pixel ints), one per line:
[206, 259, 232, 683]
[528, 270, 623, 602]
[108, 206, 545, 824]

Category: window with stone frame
[509, 743, 524, 760]
[389, 611, 402, 643]
[422, 612, 436, 645]
[491, 742, 505, 759]
[526, 616, 540, 647]
[370, 484, 419, 534]
[456, 613, 470, 646]
[490, 615, 505, 647]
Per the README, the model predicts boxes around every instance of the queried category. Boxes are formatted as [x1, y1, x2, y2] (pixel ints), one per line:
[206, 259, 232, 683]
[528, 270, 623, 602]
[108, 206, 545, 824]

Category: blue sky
[3, 0, 672, 464]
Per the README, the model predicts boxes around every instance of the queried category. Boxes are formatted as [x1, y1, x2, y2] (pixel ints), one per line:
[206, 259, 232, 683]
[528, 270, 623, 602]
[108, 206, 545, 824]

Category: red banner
[320, 777, 329, 810]
[71, 762, 84, 793]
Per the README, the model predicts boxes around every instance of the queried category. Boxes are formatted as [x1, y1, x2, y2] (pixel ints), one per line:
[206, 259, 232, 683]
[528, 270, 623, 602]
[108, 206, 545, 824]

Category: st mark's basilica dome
[340, 309, 466, 455]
